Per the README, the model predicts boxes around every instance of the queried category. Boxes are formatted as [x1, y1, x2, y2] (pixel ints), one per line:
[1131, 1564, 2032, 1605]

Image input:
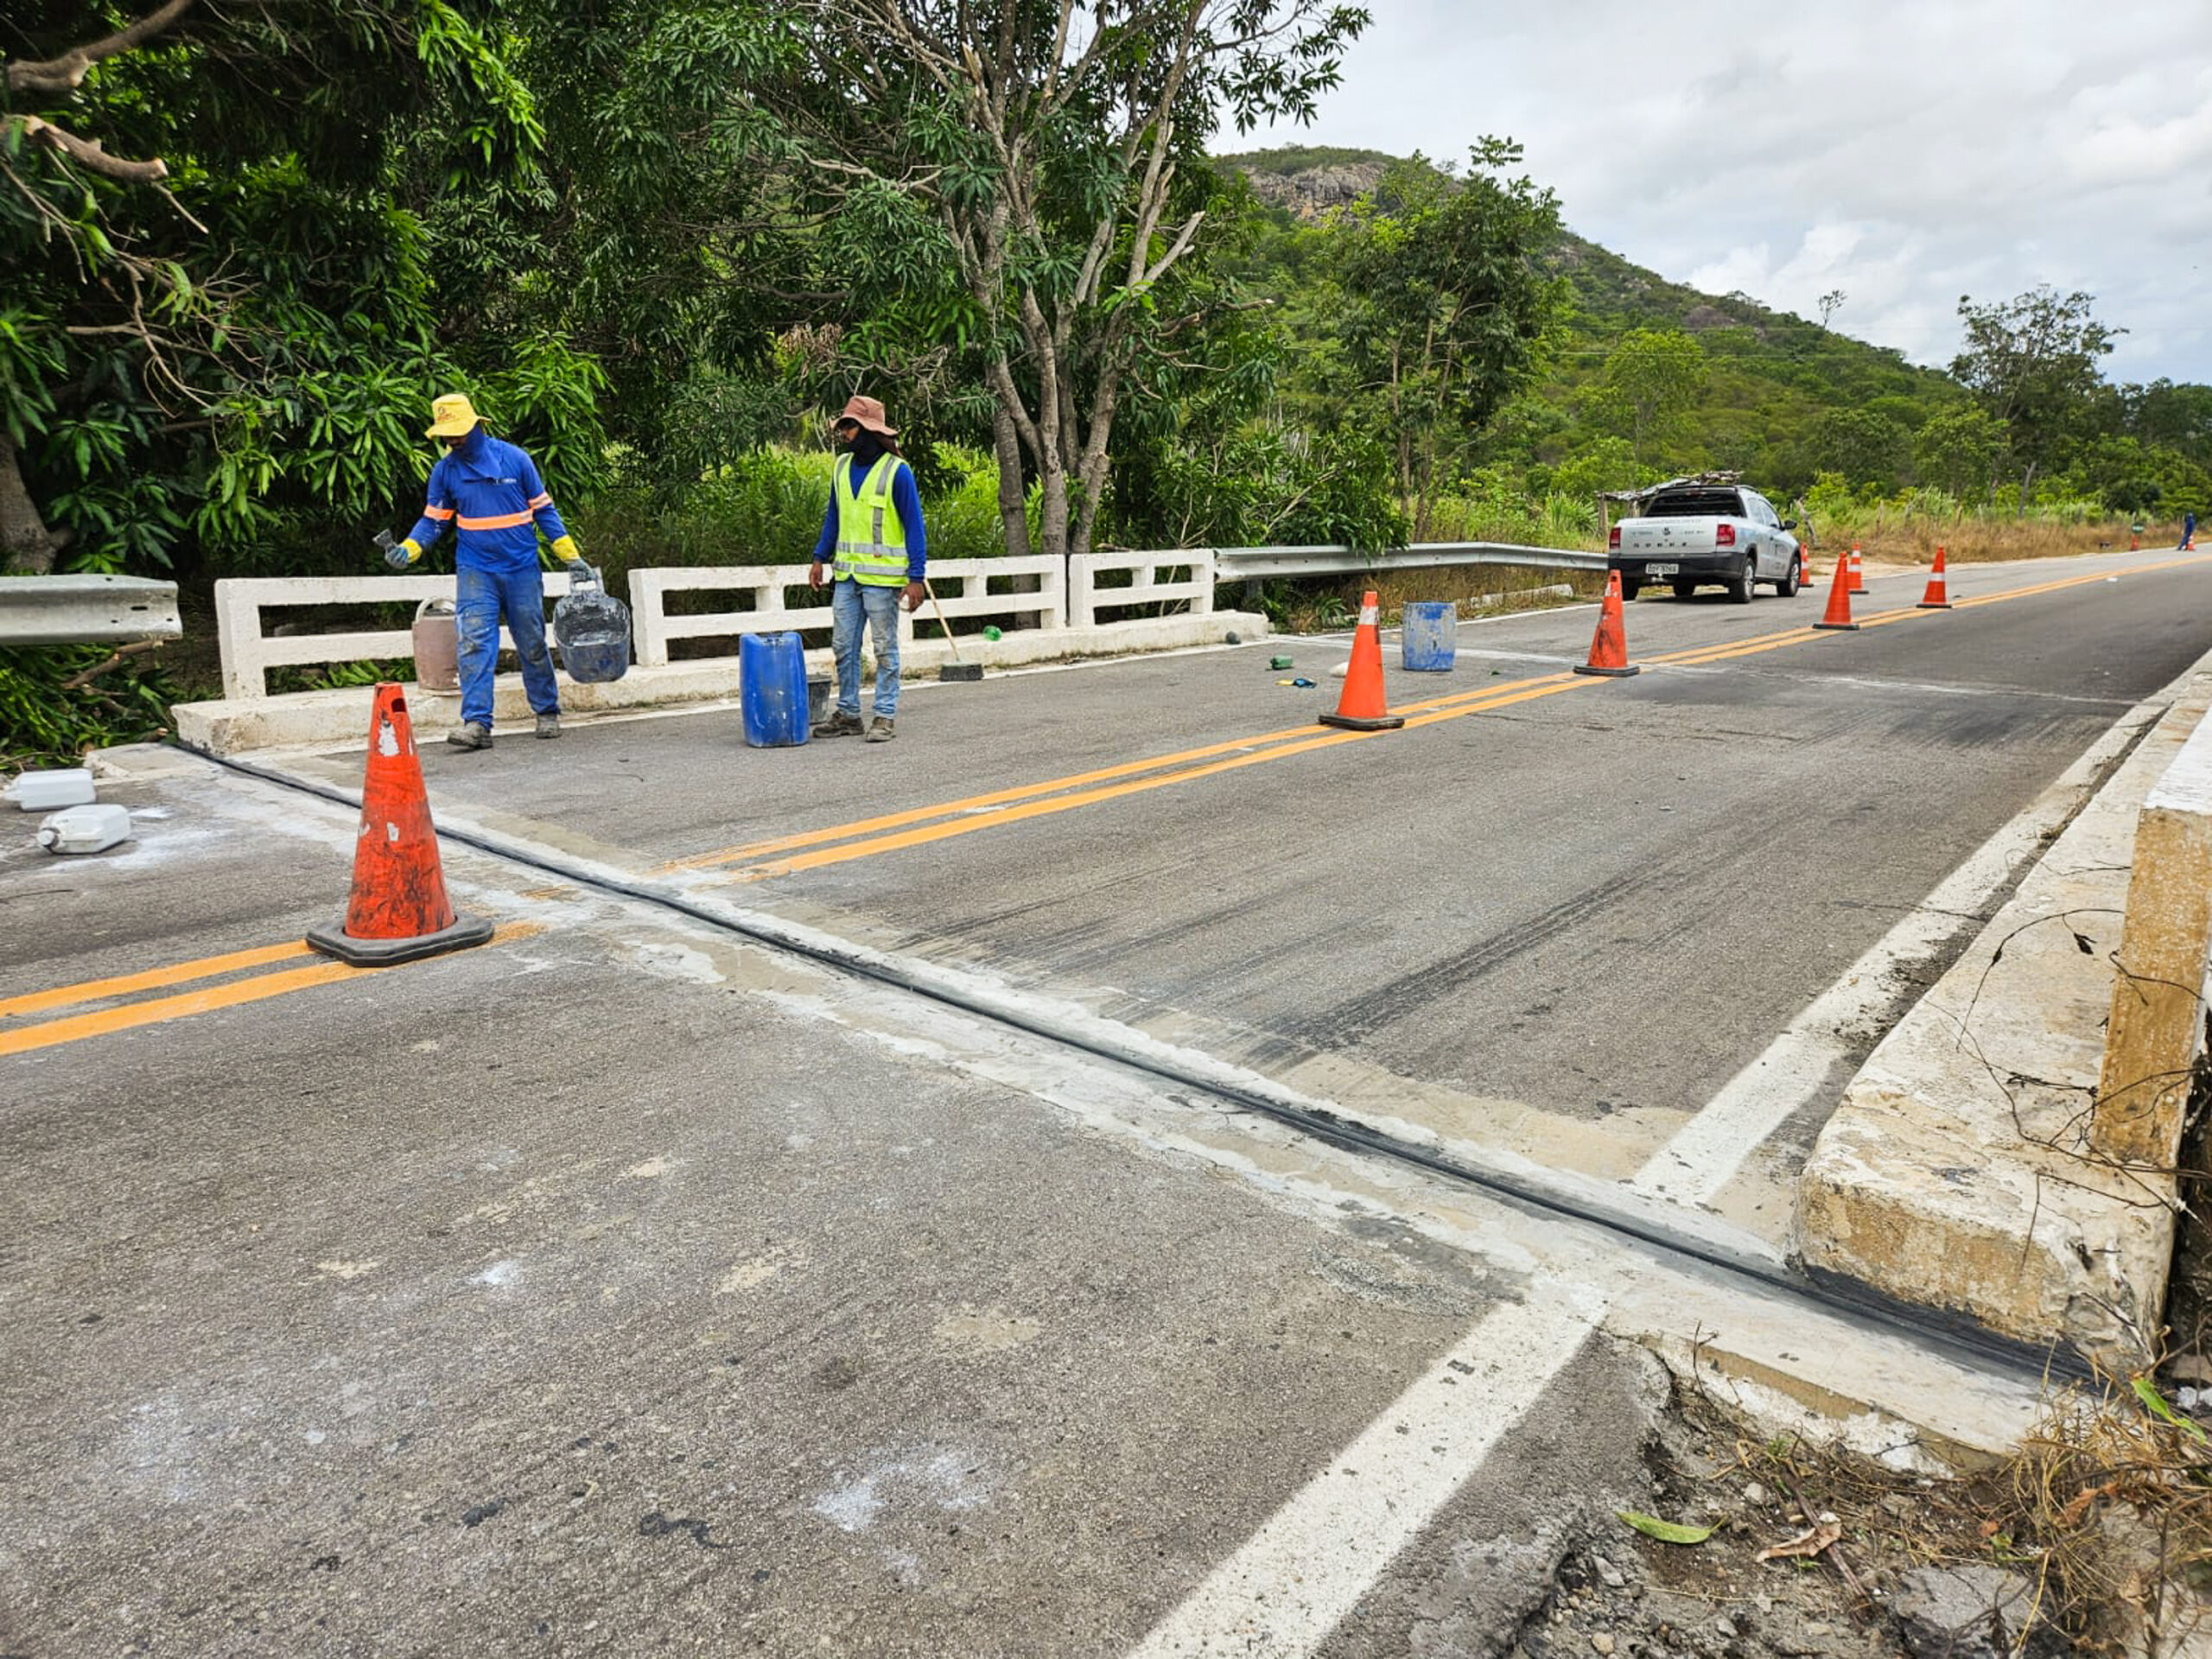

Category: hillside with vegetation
[1218, 144, 2211, 544]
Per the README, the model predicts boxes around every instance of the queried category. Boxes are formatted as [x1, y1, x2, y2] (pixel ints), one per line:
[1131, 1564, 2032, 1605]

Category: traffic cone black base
[307, 914, 495, 968]
[1573, 662, 1641, 677]
[1319, 711, 1407, 731]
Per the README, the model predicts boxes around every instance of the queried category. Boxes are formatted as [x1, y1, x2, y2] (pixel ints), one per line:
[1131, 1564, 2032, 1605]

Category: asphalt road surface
[3, 544, 2207, 1656]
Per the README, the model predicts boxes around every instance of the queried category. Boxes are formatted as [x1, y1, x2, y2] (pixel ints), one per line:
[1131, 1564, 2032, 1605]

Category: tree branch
[6, 0, 195, 96]
[17, 115, 170, 184]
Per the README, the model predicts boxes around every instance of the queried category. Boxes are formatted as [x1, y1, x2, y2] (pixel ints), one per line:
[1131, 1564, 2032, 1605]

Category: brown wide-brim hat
[833, 394, 898, 439]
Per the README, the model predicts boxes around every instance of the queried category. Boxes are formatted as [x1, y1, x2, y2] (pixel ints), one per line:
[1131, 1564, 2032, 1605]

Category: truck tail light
[1714, 524, 1737, 548]
[1607, 525, 1620, 550]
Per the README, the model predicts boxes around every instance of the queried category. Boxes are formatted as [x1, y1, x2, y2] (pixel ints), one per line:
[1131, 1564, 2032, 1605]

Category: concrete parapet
[173, 611, 1266, 756]
[1795, 670, 2212, 1371]
[2095, 724, 2212, 1166]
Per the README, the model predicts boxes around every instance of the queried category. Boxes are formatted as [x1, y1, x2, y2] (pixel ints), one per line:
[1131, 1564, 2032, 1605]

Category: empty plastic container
[6, 767, 97, 810]
[1401, 601, 1458, 671]
[38, 803, 132, 854]
[741, 632, 810, 747]
[413, 598, 460, 691]
[552, 569, 632, 683]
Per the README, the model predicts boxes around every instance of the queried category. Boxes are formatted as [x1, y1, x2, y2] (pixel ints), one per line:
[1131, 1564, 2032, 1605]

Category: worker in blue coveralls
[808, 394, 927, 743]
[2184, 509, 2197, 551]
[386, 392, 587, 750]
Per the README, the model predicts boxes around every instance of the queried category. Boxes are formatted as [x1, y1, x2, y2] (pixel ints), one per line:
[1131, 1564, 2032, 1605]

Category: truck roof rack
[1596, 470, 1743, 505]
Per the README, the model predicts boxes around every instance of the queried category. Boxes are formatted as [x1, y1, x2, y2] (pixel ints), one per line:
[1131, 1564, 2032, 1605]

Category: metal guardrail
[0, 574, 182, 645]
[1210, 542, 1605, 580]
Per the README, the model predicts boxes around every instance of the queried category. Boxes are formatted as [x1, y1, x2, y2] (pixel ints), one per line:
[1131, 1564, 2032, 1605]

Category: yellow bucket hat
[426, 392, 482, 439]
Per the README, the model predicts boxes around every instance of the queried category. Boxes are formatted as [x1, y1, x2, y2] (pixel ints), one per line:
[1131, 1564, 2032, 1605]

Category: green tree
[1599, 327, 1707, 472]
[1951, 286, 2120, 509]
[2, 0, 600, 578]
[1327, 142, 1563, 538]
[2123, 379, 2212, 467]
[1811, 407, 1909, 490]
[1912, 404, 2007, 500]
[721, 0, 1373, 563]
[2073, 435, 2164, 516]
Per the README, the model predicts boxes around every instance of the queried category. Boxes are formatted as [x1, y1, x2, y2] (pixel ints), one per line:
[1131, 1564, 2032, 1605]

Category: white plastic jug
[5, 767, 96, 811]
[37, 803, 132, 855]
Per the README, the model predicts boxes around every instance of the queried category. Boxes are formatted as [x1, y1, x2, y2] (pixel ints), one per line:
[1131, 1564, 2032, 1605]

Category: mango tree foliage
[715, 0, 1373, 562]
[1, 0, 604, 578]
[1323, 143, 1563, 538]
[1952, 286, 2120, 508]
[1810, 407, 1910, 491]
[1599, 327, 1707, 476]
[1911, 404, 2008, 501]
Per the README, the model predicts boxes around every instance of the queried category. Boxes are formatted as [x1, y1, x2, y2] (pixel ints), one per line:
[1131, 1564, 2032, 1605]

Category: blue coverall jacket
[405, 425, 569, 571]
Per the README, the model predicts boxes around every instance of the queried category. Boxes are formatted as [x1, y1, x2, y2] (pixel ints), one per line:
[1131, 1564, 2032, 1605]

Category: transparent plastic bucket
[552, 575, 632, 683]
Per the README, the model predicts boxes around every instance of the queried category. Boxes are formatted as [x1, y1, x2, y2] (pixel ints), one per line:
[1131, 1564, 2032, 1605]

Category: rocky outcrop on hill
[1235, 159, 1388, 219]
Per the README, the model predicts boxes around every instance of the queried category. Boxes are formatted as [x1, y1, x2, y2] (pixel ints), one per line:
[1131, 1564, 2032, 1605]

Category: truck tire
[1777, 553, 1802, 599]
[1618, 577, 1642, 601]
[1728, 556, 1756, 604]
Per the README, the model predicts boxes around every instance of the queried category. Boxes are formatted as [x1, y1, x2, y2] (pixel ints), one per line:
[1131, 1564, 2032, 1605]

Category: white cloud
[1244, 0, 2212, 382]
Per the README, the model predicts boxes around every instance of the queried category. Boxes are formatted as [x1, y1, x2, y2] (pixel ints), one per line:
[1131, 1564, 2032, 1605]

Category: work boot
[864, 717, 896, 743]
[812, 709, 865, 739]
[447, 721, 493, 751]
[536, 712, 562, 740]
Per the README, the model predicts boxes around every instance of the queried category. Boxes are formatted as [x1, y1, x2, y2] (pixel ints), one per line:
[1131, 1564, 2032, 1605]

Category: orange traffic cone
[307, 683, 494, 965]
[1319, 590, 1405, 731]
[1917, 544, 1955, 610]
[1573, 570, 1642, 677]
[1847, 544, 1866, 594]
[1814, 550, 1859, 631]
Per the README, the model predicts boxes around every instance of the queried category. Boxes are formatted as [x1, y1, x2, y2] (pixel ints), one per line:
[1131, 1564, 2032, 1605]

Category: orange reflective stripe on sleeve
[527, 493, 552, 510]
[455, 508, 534, 531]
[425, 505, 456, 521]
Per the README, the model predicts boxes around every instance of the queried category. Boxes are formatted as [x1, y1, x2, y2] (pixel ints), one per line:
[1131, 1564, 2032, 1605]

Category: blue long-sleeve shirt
[406, 424, 568, 575]
[811, 456, 927, 581]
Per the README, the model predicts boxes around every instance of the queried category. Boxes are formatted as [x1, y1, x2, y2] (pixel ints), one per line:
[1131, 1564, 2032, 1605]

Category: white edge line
[1630, 678, 2181, 1205]
[1120, 1293, 1604, 1659]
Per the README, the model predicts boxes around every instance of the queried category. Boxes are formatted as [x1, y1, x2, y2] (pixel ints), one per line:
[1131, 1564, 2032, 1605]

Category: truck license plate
[1646, 563, 1678, 576]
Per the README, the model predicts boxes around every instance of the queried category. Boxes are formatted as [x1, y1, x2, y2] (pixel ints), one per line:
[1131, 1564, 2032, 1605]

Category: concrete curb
[172, 612, 1268, 755]
[1793, 651, 2212, 1371]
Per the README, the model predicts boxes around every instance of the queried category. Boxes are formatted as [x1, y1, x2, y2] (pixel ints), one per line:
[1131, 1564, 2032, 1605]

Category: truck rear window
[1643, 490, 1745, 518]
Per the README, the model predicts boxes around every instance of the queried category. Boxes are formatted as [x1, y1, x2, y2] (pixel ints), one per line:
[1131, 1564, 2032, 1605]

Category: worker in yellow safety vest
[808, 395, 927, 743]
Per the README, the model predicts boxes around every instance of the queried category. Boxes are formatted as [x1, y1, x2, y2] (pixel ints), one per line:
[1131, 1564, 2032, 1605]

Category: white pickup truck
[1605, 480, 1805, 603]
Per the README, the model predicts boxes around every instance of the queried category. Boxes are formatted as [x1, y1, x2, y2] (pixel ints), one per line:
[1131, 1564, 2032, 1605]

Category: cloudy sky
[1247, 0, 2212, 385]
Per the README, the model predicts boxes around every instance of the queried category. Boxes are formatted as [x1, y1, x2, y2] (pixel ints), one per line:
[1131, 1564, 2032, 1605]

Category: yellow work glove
[550, 534, 582, 564]
[385, 537, 423, 570]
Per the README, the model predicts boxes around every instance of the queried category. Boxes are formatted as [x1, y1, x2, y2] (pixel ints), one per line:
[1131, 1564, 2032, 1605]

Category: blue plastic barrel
[1401, 601, 1457, 671]
[740, 632, 810, 747]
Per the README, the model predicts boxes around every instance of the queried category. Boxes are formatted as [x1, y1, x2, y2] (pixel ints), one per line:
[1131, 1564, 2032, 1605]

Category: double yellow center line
[2, 927, 535, 1058]
[664, 555, 2210, 885]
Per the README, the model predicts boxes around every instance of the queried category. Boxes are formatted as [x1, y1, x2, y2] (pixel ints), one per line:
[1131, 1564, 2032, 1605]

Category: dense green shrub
[569, 442, 1014, 598]
[0, 644, 178, 770]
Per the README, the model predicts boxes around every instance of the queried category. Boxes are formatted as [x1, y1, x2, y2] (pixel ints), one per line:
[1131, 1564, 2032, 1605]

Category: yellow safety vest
[833, 454, 909, 587]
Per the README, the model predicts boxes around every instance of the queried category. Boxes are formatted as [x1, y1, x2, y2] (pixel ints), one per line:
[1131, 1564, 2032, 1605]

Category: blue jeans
[830, 578, 902, 719]
[456, 564, 559, 728]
